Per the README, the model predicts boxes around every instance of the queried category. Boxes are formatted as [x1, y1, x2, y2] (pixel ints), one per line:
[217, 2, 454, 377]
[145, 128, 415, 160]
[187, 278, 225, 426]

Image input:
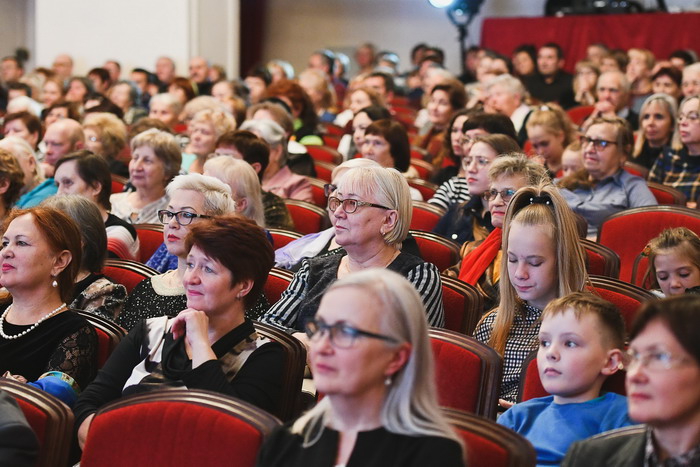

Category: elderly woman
[75, 215, 283, 448]
[0, 207, 98, 399]
[54, 150, 139, 260]
[239, 118, 313, 202]
[148, 93, 183, 131]
[0, 149, 25, 220]
[631, 93, 677, 169]
[109, 80, 147, 125]
[257, 269, 464, 466]
[261, 166, 445, 344]
[119, 174, 235, 328]
[559, 116, 657, 238]
[42, 195, 127, 321]
[82, 112, 129, 178]
[183, 109, 237, 174]
[110, 129, 182, 224]
[203, 156, 265, 227]
[2, 111, 42, 152]
[0, 136, 53, 208]
[648, 95, 700, 203]
[563, 295, 700, 466]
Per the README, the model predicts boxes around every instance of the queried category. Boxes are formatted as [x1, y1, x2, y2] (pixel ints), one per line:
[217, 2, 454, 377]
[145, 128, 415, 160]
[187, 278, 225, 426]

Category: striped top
[428, 176, 471, 211]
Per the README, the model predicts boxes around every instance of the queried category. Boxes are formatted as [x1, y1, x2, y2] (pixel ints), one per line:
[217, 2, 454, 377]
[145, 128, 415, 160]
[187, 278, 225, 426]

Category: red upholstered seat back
[458, 428, 511, 467]
[566, 105, 594, 126]
[431, 339, 483, 413]
[598, 207, 700, 282]
[269, 229, 303, 250]
[586, 248, 608, 276]
[586, 276, 655, 332]
[410, 201, 444, 231]
[439, 275, 483, 336]
[93, 327, 113, 367]
[308, 178, 329, 208]
[283, 200, 331, 235]
[312, 160, 336, 183]
[134, 224, 164, 263]
[407, 179, 439, 201]
[103, 259, 157, 294]
[264, 268, 294, 306]
[16, 398, 48, 442]
[305, 145, 342, 164]
[81, 396, 277, 467]
[591, 288, 641, 330]
[411, 230, 460, 272]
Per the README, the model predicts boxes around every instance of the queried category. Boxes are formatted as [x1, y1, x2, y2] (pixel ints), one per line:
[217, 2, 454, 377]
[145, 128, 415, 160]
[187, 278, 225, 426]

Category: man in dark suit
[522, 43, 576, 109]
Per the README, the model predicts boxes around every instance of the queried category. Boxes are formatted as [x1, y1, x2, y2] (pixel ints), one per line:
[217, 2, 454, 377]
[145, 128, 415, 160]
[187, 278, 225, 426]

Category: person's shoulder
[386, 432, 464, 466]
[500, 396, 554, 422]
[563, 425, 646, 466]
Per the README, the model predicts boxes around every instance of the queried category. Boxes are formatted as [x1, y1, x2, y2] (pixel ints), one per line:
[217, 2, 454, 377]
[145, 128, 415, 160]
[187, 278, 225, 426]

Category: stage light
[429, 0, 455, 8]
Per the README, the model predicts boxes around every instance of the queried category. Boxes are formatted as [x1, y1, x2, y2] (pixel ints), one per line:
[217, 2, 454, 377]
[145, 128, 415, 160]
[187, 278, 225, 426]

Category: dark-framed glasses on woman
[158, 209, 211, 226]
[305, 318, 399, 349]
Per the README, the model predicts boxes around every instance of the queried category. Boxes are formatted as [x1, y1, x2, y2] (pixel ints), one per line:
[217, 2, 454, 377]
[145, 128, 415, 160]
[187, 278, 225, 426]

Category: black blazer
[562, 425, 646, 467]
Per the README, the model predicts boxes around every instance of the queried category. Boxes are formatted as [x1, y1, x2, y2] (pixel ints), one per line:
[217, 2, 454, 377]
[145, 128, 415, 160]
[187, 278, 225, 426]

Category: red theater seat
[647, 182, 688, 206]
[269, 228, 303, 250]
[133, 223, 164, 263]
[75, 311, 126, 368]
[0, 379, 74, 467]
[304, 145, 342, 165]
[307, 177, 329, 208]
[440, 275, 484, 336]
[411, 201, 445, 232]
[588, 275, 656, 331]
[264, 267, 295, 306]
[283, 199, 331, 235]
[581, 238, 620, 278]
[429, 328, 502, 419]
[103, 259, 157, 294]
[444, 407, 536, 467]
[80, 390, 280, 467]
[408, 178, 439, 201]
[410, 230, 460, 272]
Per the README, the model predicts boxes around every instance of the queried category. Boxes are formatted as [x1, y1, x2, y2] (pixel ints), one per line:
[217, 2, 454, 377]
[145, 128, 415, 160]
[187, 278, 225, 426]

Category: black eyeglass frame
[304, 318, 400, 349]
[157, 209, 212, 226]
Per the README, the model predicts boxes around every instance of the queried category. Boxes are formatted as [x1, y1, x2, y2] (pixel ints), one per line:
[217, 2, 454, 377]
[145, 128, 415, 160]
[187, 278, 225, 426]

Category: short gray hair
[485, 73, 527, 101]
[166, 173, 236, 216]
[239, 118, 286, 147]
[203, 156, 265, 227]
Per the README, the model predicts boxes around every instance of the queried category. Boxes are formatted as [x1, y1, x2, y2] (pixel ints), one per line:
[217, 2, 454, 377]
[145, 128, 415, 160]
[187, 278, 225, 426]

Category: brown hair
[543, 292, 626, 349]
[0, 149, 25, 208]
[3, 111, 43, 147]
[215, 130, 270, 177]
[3, 207, 82, 303]
[646, 227, 700, 289]
[54, 150, 112, 210]
[184, 215, 274, 308]
[364, 119, 410, 172]
[266, 79, 317, 127]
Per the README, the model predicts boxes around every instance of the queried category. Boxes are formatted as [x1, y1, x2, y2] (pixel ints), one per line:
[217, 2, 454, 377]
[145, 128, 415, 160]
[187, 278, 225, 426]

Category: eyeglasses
[678, 112, 700, 123]
[482, 188, 517, 202]
[158, 210, 211, 226]
[461, 135, 477, 145]
[580, 135, 618, 151]
[305, 318, 399, 349]
[323, 183, 337, 198]
[327, 196, 390, 214]
[462, 155, 491, 170]
[623, 349, 692, 372]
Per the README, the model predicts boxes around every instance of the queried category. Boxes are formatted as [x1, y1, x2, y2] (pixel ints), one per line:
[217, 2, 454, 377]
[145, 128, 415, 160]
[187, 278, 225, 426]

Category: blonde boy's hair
[542, 292, 626, 349]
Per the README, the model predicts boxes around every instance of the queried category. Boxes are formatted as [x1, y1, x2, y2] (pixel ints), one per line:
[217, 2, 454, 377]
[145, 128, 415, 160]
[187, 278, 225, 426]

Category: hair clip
[641, 244, 652, 257]
[529, 196, 552, 206]
[539, 105, 551, 112]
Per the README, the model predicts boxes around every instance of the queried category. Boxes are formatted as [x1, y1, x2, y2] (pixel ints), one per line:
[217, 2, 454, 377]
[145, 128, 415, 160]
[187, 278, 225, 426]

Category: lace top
[0, 308, 98, 390]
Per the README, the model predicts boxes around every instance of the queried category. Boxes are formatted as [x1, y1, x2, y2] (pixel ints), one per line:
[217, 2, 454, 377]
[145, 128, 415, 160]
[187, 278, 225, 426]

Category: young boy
[497, 292, 633, 466]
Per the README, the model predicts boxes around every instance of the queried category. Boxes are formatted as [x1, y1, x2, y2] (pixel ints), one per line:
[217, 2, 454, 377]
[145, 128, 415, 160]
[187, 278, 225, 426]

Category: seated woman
[559, 116, 657, 238]
[110, 128, 182, 224]
[203, 156, 266, 227]
[414, 80, 468, 167]
[239, 118, 313, 202]
[42, 195, 127, 321]
[644, 227, 700, 297]
[75, 215, 283, 448]
[333, 86, 383, 129]
[183, 109, 236, 174]
[525, 103, 578, 177]
[2, 111, 42, 153]
[429, 108, 472, 186]
[261, 165, 445, 343]
[298, 68, 337, 123]
[266, 79, 323, 146]
[82, 112, 129, 178]
[0, 149, 25, 221]
[338, 104, 391, 161]
[457, 155, 549, 311]
[649, 95, 700, 203]
[0, 136, 54, 209]
[563, 294, 700, 466]
[631, 93, 676, 170]
[0, 207, 98, 400]
[360, 119, 423, 200]
[434, 134, 521, 244]
[117, 173, 236, 330]
[109, 80, 148, 126]
[54, 150, 140, 260]
[148, 93, 184, 132]
[257, 269, 464, 467]
[474, 183, 588, 406]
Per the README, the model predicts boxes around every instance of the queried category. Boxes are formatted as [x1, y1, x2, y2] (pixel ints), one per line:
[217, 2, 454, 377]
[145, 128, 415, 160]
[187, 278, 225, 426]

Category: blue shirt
[16, 178, 58, 208]
[560, 170, 657, 238]
[498, 392, 632, 466]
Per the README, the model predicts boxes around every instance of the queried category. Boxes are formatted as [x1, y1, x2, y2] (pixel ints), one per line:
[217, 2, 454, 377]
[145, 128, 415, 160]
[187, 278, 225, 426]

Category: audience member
[560, 141, 584, 178]
[338, 104, 391, 161]
[626, 48, 655, 113]
[511, 44, 537, 78]
[559, 117, 656, 238]
[76, 214, 283, 448]
[42, 117, 85, 178]
[148, 93, 183, 131]
[582, 70, 638, 131]
[2, 111, 41, 151]
[484, 74, 532, 145]
[475, 183, 588, 405]
[82, 112, 129, 177]
[0, 149, 25, 219]
[183, 109, 236, 174]
[189, 56, 212, 95]
[203, 156, 266, 227]
[266, 79, 322, 145]
[109, 80, 147, 125]
[681, 63, 700, 97]
[257, 269, 464, 467]
[526, 103, 578, 176]
[414, 80, 467, 165]
[522, 43, 576, 109]
[0, 136, 55, 208]
[631, 93, 677, 169]
[645, 227, 700, 297]
[651, 66, 682, 101]
[573, 60, 600, 106]
[40, 77, 65, 109]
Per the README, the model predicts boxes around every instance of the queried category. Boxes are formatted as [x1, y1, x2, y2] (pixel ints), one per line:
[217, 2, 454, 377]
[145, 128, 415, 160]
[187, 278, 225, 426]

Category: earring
[51, 278, 58, 288]
[384, 375, 392, 386]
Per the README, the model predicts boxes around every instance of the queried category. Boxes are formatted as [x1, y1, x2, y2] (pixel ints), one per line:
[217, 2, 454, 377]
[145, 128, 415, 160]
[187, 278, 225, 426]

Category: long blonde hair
[480, 182, 588, 355]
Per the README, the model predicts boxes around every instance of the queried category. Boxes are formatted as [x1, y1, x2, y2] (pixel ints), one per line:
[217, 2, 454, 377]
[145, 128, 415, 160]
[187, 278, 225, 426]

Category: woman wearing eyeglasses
[109, 129, 182, 224]
[257, 269, 464, 467]
[457, 155, 548, 311]
[261, 166, 445, 346]
[116, 173, 236, 330]
[558, 116, 656, 239]
[562, 294, 700, 466]
[76, 215, 283, 449]
[648, 95, 700, 204]
[433, 134, 520, 245]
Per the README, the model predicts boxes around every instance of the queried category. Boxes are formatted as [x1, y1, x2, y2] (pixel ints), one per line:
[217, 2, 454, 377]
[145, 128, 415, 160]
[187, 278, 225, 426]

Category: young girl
[525, 103, 578, 177]
[474, 183, 588, 406]
[646, 227, 700, 296]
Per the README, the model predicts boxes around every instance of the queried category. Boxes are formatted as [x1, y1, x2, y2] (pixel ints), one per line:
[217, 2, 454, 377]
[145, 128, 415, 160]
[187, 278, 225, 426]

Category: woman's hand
[77, 413, 95, 449]
[498, 398, 514, 410]
[2, 371, 27, 383]
[171, 308, 216, 368]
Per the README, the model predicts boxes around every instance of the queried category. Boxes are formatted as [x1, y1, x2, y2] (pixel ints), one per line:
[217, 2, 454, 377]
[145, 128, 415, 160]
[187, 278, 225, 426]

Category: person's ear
[0, 178, 10, 195]
[250, 162, 262, 174]
[380, 209, 398, 237]
[75, 141, 84, 150]
[88, 182, 102, 199]
[385, 342, 412, 377]
[235, 197, 248, 213]
[51, 249, 72, 278]
[235, 278, 254, 299]
[601, 348, 624, 376]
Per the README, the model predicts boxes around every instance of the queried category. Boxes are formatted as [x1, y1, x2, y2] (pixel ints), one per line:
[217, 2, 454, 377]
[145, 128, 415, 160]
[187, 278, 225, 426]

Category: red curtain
[481, 12, 700, 73]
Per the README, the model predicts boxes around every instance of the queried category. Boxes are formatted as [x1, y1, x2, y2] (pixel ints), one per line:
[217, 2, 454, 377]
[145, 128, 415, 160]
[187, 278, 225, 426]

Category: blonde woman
[184, 109, 236, 174]
[203, 156, 265, 227]
[525, 103, 578, 176]
[82, 112, 129, 177]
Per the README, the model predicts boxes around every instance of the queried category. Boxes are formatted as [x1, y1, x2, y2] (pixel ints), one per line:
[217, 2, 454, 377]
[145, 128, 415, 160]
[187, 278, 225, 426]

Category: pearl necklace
[0, 303, 67, 340]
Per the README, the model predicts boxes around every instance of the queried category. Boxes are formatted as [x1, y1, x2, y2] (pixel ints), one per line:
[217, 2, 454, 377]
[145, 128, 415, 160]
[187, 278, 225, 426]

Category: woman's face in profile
[625, 319, 700, 428]
[309, 286, 401, 398]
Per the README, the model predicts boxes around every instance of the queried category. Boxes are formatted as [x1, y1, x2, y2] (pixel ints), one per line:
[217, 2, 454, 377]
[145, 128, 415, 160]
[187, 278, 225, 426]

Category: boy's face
[538, 308, 619, 404]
